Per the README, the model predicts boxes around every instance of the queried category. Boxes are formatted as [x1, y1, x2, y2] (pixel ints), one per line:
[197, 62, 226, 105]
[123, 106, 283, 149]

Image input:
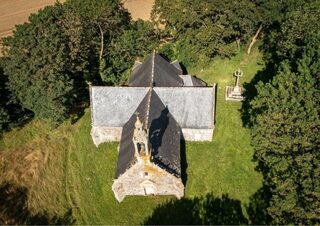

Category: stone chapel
[90, 52, 216, 202]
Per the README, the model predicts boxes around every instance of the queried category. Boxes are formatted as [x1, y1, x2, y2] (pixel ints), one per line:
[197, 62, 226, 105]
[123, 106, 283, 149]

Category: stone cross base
[225, 86, 245, 101]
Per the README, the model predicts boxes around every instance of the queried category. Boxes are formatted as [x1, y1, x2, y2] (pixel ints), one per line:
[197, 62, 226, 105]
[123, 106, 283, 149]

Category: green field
[0, 49, 265, 224]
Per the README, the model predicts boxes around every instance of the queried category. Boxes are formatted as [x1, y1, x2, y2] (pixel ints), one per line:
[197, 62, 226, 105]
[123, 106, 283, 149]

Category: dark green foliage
[249, 42, 320, 224]
[0, 70, 9, 131]
[152, 0, 259, 66]
[0, 59, 31, 132]
[64, 0, 131, 84]
[102, 20, 159, 85]
[2, 0, 158, 124]
[244, 2, 320, 223]
[261, 0, 320, 63]
[2, 4, 82, 124]
[65, 0, 158, 85]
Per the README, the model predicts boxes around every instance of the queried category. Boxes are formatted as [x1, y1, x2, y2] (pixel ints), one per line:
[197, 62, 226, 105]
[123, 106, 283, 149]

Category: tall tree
[102, 20, 159, 84]
[249, 33, 320, 224]
[259, 0, 320, 63]
[2, 0, 152, 124]
[0, 64, 9, 131]
[2, 4, 83, 123]
[152, 0, 259, 65]
[64, 0, 131, 83]
[64, 0, 158, 84]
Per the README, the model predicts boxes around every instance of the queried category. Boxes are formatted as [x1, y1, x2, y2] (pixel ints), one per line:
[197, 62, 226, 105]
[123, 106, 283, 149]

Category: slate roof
[90, 87, 149, 127]
[154, 87, 215, 128]
[179, 75, 207, 87]
[90, 87, 215, 128]
[170, 60, 183, 72]
[116, 89, 181, 178]
[128, 53, 184, 87]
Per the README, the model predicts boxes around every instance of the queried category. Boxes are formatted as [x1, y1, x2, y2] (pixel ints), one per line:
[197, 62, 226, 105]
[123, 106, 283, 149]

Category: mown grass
[0, 48, 265, 224]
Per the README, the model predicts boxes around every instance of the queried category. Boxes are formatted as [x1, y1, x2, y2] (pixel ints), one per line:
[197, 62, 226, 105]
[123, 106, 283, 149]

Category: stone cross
[233, 69, 243, 93]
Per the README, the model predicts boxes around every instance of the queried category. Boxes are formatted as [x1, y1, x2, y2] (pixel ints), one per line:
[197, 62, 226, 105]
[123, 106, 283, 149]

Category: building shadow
[178, 62, 188, 75]
[149, 107, 187, 184]
[191, 75, 208, 86]
[214, 83, 218, 124]
[149, 107, 169, 155]
[180, 136, 188, 186]
[143, 193, 248, 225]
[0, 182, 75, 225]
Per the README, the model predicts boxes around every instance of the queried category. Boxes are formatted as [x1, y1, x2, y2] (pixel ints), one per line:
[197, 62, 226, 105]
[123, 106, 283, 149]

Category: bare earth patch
[123, 0, 154, 21]
[0, 0, 65, 38]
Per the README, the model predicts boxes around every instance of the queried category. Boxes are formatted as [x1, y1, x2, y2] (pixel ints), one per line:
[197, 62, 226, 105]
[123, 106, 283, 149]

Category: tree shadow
[0, 182, 75, 225]
[246, 184, 272, 225]
[144, 188, 273, 225]
[240, 62, 276, 127]
[70, 102, 88, 124]
[144, 193, 248, 225]
[238, 61, 274, 225]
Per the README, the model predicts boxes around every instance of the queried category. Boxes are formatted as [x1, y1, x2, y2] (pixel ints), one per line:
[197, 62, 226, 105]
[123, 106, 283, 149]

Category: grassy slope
[0, 49, 264, 224]
[0, 120, 72, 218]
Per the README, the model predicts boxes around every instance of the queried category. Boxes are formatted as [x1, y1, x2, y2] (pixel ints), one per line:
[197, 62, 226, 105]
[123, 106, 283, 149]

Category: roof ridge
[151, 50, 156, 87]
[144, 87, 153, 130]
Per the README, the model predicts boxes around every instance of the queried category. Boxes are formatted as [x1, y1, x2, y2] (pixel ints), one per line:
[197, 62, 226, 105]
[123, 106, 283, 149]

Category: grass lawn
[0, 49, 265, 224]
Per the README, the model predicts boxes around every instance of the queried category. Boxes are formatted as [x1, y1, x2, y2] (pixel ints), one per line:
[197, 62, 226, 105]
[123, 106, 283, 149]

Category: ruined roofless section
[115, 89, 181, 178]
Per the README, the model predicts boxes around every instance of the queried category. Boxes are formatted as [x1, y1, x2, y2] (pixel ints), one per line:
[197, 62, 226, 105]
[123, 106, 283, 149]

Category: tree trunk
[247, 25, 262, 55]
[236, 37, 240, 52]
[97, 23, 104, 60]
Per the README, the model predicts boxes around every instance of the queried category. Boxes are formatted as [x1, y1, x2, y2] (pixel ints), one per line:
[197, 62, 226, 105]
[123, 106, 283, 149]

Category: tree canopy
[0, 64, 9, 131]
[152, 0, 260, 66]
[250, 50, 320, 224]
[246, 1, 320, 224]
[1, 0, 158, 124]
[3, 4, 82, 123]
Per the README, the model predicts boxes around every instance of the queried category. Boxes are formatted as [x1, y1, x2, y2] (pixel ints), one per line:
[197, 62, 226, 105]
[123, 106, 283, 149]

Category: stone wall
[91, 126, 214, 146]
[112, 161, 184, 202]
[91, 126, 122, 146]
